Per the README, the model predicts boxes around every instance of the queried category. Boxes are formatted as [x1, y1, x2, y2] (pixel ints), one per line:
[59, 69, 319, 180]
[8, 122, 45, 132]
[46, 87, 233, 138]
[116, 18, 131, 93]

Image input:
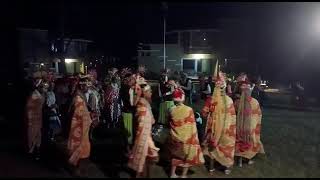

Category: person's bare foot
[209, 169, 215, 176]
[170, 174, 179, 178]
[248, 160, 255, 165]
[224, 169, 231, 175]
[238, 158, 243, 168]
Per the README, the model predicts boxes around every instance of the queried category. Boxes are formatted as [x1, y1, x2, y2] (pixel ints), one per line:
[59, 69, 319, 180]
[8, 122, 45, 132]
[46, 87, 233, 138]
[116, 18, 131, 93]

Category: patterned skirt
[158, 101, 174, 126]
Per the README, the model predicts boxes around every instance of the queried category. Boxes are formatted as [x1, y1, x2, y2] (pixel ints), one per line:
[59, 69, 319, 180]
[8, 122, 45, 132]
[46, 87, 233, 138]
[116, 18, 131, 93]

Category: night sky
[7, 1, 320, 90]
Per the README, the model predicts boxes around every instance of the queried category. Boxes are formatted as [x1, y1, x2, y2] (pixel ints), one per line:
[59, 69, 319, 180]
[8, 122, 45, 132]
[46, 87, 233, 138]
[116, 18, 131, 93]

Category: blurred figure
[128, 79, 159, 178]
[158, 69, 175, 126]
[67, 77, 93, 176]
[120, 68, 136, 149]
[202, 76, 214, 98]
[179, 73, 193, 105]
[25, 76, 48, 160]
[199, 74, 207, 100]
[104, 68, 122, 128]
[251, 77, 265, 107]
[45, 82, 61, 142]
[86, 75, 101, 128]
[169, 88, 204, 178]
[292, 81, 305, 107]
[234, 79, 265, 168]
[233, 73, 250, 101]
[202, 71, 236, 175]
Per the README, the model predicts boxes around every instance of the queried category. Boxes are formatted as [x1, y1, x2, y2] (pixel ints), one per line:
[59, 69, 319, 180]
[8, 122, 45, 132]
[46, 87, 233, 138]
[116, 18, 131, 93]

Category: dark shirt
[159, 83, 173, 101]
[120, 84, 135, 113]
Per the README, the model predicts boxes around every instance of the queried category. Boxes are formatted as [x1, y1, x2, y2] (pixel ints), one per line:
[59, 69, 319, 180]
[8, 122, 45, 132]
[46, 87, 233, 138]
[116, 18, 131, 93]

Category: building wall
[18, 29, 50, 72]
[138, 44, 184, 74]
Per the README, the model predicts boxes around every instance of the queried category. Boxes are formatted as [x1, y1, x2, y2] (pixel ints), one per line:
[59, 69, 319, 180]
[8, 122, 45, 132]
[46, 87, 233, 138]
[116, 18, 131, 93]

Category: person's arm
[202, 84, 211, 94]
[207, 84, 211, 94]
[129, 88, 134, 106]
[158, 84, 162, 98]
[186, 80, 192, 90]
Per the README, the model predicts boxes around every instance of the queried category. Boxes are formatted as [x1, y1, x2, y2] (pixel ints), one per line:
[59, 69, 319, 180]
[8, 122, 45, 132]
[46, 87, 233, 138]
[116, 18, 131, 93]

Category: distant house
[51, 38, 93, 75]
[138, 29, 220, 77]
[18, 28, 94, 76]
[17, 28, 51, 74]
[138, 18, 252, 77]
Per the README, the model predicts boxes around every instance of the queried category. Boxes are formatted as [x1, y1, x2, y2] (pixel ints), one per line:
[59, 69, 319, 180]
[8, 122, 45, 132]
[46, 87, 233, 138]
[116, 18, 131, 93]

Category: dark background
[2, 1, 320, 135]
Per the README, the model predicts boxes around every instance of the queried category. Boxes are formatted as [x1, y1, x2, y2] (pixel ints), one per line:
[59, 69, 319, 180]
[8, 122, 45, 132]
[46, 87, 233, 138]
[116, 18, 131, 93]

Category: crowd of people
[24, 64, 265, 178]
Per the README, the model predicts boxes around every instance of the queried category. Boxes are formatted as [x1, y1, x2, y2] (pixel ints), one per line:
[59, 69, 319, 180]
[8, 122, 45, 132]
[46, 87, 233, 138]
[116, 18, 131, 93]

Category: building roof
[58, 38, 93, 43]
[17, 28, 48, 32]
[166, 28, 221, 34]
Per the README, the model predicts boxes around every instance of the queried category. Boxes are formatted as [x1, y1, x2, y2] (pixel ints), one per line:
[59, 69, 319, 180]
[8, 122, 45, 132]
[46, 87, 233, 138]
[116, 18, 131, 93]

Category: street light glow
[191, 54, 211, 60]
[65, 59, 78, 63]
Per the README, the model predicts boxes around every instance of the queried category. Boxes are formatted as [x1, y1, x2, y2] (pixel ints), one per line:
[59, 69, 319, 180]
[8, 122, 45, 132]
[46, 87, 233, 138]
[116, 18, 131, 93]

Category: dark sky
[11, 1, 320, 86]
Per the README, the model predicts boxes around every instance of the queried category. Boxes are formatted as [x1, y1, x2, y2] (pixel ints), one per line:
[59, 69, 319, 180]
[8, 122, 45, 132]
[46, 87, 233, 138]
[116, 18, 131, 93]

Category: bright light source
[203, 38, 206, 41]
[40, 63, 44, 66]
[65, 59, 78, 64]
[192, 54, 211, 60]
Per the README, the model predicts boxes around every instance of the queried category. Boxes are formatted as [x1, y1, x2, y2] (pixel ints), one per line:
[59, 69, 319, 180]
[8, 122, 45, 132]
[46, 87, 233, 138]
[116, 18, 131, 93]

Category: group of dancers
[24, 63, 265, 178]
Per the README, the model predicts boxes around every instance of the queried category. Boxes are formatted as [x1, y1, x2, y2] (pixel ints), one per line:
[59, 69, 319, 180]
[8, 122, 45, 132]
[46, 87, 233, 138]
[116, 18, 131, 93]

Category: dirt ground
[1, 95, 320, 178]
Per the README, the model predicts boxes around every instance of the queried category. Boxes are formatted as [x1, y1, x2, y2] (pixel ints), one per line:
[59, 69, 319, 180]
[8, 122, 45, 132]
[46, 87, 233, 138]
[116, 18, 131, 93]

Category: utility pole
[58, 0, 66, 74]
[164, 16, 166, 69]
[162, 2, 168, 70]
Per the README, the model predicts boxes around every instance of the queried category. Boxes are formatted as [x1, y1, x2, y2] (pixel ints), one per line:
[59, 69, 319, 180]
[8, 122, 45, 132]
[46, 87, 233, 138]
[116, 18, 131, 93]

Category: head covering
[236, 73, 250, 84]
[214, 72, 227, 89]
[207, 60, 228, 147]
[236, 74, 253, 149]
[120, 68, 132, 78]
[172, 88, 185, 102]
[105, 68, 120, 86]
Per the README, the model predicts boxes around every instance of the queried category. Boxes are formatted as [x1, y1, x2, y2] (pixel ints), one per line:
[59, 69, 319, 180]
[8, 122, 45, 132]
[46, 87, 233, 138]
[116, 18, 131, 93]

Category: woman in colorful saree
[234, 79, 265, 167]
[201, 70, 237, 175]
[25, 77, 48, 160]
[128, 78, 159, 178]
[169, 88, 205, 178]
[67, 76, 93, 176]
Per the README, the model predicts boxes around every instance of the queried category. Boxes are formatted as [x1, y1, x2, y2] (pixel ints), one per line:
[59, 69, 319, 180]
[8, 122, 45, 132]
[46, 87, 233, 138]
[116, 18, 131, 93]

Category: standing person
[104, 68, 122, 128]
[120, 68, 136, 149]
[45, 82, 61, 142]
[251, 77, 264, 107]
[128, 79, 159, 178]
[86, 75, 101, 128]
[198, 74, 207, 100]
[67, 77, 93, 176]
[202, 76, 214, 99]
[292, 81, 305, 107]
[169, 88, 205, 178]
[201, 71, 237, 175]
[179, 73, 193, 105]
[55, 77, 70, 138]
[158, 69, 175, 126]
[25, 78, 48, 160]
[234, 79, 265, 167]
[232, 72, 249, 101]
[226, 77, 233, 97]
